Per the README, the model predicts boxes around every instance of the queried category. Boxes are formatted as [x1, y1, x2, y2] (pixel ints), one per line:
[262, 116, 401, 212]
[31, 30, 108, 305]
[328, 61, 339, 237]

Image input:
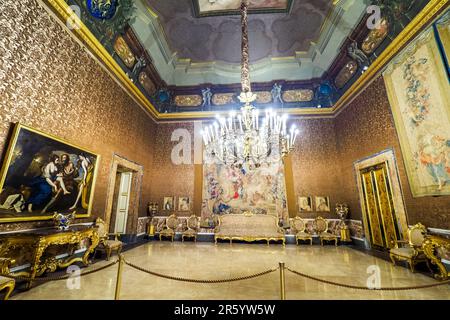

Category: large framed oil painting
[202, 161, 289, 222]
[194, 0, 292, 17]
[383, 27, 450, 197]
[0, 124, 100, 223]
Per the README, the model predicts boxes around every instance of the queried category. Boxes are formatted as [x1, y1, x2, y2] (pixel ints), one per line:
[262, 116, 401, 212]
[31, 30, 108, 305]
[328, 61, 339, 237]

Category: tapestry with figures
[202, 161, 288, 221]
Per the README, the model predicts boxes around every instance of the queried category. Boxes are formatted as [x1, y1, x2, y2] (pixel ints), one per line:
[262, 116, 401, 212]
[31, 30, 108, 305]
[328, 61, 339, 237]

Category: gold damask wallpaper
[0, 0, 156, 232]
[290, 118, 342, 220]
[148, 122, 195, 216]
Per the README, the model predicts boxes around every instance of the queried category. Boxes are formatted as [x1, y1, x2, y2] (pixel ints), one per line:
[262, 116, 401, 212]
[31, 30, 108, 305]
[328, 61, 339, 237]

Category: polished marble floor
[11, 242, 450, 300]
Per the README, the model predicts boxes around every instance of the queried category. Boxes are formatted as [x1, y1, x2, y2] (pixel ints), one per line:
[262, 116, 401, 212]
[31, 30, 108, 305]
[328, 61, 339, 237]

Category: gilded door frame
[354, 149, 409, 248]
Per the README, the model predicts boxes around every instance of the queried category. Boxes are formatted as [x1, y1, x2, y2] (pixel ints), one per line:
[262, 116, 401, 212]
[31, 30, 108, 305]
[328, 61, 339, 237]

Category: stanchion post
[279, 262, 286, 300]
[115, 254, 124, 300]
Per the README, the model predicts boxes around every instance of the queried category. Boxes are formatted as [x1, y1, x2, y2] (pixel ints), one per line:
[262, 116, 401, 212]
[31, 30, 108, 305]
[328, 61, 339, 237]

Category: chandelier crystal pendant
[201, 0, 299, 167]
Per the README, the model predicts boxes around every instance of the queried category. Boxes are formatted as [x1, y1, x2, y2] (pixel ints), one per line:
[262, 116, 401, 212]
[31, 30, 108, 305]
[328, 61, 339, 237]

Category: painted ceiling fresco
[148, 0, 330, 63]
[196, 0, 290, 16]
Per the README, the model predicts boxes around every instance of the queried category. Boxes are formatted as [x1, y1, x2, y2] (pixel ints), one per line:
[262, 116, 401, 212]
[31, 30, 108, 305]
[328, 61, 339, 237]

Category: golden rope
[0, 260, 118, 282]
[125, 259, 278, 284]
[286, 267, 450, 291]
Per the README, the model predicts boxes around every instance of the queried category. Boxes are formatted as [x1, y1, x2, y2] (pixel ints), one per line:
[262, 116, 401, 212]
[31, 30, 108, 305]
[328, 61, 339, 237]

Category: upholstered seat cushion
[105, 240, 122, 248]
[183, 229, 196, 237]
[160, 229, 174, 235]
[215, 214, 284, 241]
[0, 276, 14, 286]
[390, 247, 425, 259]
[296, 232, 312, 238]
[320, 232, 337, 239]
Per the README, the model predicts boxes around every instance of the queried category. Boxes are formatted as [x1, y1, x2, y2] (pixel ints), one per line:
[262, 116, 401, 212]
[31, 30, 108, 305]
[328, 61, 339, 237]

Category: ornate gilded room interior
[1, 0, 450, 305]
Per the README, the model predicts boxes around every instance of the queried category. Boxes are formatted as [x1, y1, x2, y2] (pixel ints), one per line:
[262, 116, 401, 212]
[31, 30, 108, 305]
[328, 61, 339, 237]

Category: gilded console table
[422, 235, 450, 281]
[0, 225, 99, 287]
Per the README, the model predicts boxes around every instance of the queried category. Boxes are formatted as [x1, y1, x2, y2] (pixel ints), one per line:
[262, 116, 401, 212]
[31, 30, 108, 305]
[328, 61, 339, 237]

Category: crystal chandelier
[201, 0, 299, 167]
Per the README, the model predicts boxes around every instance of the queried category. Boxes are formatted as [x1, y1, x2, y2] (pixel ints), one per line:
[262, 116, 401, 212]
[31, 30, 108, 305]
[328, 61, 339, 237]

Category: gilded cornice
[38, 0, 448, 122]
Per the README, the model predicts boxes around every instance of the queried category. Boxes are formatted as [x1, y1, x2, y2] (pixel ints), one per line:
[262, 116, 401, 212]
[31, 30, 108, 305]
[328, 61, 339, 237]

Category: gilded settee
[214, 213, 285, 245]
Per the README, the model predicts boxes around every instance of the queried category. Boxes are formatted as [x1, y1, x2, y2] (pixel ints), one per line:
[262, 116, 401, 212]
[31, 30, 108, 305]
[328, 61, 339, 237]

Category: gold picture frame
[163, 196, 174, 211]
[0, 123, 100, 223]
[178, 197, 191, 211]
[298, 196, 313, 212]
[315, 196, 330, 212]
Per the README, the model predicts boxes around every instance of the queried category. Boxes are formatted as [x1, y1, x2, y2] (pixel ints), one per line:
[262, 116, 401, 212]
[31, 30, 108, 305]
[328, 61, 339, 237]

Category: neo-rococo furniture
[389, 223, 432, 273]
[182, 215, 199, 242]
[0, 258, 15, 300]
[292, 217, 313, 245]
[93, 218, 123, 261]
[314, 216, 338, 246]
[422, 234, 450, 280]
[0, 225, 99, 288]
[214, 212, 285, 245]
[159, 214, 178, 241]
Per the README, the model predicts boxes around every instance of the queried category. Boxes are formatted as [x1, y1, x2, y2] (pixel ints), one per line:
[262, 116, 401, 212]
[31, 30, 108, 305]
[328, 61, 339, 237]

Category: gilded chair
[93, 218, 123, 261]
[292, 217, 313, 245]
[389, 223, 432, 273]
[159, 214, 178, 241]
[182, 215, 199, 242]
[314, 216, 338, 246]
[0, 258, 15, 300]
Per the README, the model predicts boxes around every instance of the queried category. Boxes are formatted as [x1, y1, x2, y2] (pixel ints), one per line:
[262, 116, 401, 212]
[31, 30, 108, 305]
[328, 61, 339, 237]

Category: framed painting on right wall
[383, 27, 450, 197]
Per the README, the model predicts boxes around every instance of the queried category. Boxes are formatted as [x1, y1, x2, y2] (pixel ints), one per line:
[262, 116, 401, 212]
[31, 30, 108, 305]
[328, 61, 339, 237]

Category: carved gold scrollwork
[0, 227, 99, 288]
[422, 235, 450, 280]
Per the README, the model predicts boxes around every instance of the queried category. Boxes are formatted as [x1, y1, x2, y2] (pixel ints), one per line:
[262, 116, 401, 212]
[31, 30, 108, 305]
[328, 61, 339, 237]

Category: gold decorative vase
[335, 204, 351, 242]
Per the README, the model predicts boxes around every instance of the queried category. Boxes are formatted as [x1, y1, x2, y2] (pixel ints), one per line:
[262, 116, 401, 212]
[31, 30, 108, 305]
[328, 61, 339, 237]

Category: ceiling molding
[38, 0, 448, 122]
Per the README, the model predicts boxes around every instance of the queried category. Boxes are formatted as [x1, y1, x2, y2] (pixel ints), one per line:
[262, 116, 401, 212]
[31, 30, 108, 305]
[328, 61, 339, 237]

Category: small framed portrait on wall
[163, 196, 174, 211]
[298, 196, 313, 212]
[178, 197, 190, 211]
[315, 196, 330, 212]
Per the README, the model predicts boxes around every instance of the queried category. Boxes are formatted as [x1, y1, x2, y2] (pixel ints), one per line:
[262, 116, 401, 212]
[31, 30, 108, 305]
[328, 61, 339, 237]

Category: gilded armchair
[182, 215, 199, 242]
[93, 218, 123, 261]
[389, 223, 432, 273]
[292, 217, 313, 245]
[0, 258, 15, 300]
[314, 217, 338, 246]
[159, 214, 178, 241]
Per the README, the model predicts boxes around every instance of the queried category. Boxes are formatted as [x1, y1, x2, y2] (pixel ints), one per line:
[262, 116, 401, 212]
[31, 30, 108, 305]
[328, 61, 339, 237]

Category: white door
[114, 172, 132, 234]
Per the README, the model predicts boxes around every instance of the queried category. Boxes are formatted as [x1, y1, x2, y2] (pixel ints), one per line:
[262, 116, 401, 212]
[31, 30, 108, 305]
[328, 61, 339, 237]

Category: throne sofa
[214, 212, 285, 245]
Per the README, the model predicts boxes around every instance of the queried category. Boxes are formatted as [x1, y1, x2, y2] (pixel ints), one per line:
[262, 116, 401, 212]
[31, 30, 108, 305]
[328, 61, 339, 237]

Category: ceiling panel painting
[195, 0, 292, 17]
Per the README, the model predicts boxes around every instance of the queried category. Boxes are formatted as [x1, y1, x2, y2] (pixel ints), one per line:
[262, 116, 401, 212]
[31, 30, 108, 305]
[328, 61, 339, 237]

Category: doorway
[360, 163, 400, 250]
[354, 149, 409, 250]
[114, 172, 133, 234]
[105, 154, 144, 237]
